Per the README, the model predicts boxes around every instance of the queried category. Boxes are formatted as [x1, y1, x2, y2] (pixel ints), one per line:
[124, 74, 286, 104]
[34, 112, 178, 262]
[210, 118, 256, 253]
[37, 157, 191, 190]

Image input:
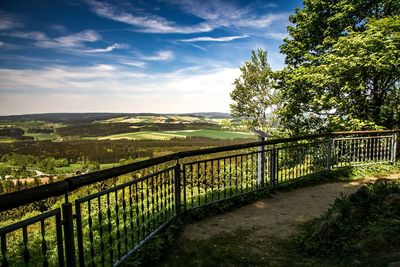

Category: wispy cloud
[120, 61, 146, 68]
[86, 43, 128, 53]
[36, 29, 101, 48]
[141, 50, 174, 61]
[5, 31, 48, 41]
[0, 10, 22, 30]
[85, 0, 212, 34]
[180, 35, 248, 42]
[167, 0, 289, 29]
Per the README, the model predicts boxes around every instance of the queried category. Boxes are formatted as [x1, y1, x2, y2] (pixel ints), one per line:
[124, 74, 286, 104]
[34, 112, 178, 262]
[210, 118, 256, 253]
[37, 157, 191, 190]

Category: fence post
[257, 136, 265, 187]
[174, 162, 181, 214]
[270, 148, 277, 190]
[326, 138, 333, 170]
[392, 133, 398, 163]
[62, 199, 76, 267]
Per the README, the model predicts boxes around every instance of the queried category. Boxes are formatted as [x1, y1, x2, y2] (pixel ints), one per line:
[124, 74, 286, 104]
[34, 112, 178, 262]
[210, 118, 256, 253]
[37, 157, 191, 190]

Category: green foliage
[230, 49, 280, 132]
[279, 0, 400, 134]
[299, 179, 400, 265]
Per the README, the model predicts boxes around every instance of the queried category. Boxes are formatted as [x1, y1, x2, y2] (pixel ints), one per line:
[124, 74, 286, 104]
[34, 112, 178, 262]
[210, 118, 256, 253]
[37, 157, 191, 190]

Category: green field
[98, 129, 255, 140]
[24, 132, 55, 141]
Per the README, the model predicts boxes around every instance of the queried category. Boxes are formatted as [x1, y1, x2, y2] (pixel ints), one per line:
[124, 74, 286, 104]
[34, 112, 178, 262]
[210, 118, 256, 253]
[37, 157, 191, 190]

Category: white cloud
[0, 65, 239, 114]
[36, 29, 101, 48]
[86, 43, 128, 53]
[180, 35, 248, 42]
[85, 0, 212, 34]
[0, 10, 22, 30]
[141, 50, 174, 61]
[5, 31, 48, 41]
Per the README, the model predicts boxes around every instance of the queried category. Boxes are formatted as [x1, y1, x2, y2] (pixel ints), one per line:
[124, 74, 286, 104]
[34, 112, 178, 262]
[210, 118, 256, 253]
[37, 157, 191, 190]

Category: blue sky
[0, 0, 302, 115]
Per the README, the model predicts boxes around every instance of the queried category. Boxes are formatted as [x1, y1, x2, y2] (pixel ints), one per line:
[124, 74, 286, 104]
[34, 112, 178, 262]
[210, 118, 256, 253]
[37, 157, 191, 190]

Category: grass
[24, 132, 55, 141]
[98, 129, 255, 140]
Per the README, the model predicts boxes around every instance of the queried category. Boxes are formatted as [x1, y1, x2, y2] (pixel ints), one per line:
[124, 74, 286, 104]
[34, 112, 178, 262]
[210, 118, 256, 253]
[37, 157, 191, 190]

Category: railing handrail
[0, 129, 398, 212]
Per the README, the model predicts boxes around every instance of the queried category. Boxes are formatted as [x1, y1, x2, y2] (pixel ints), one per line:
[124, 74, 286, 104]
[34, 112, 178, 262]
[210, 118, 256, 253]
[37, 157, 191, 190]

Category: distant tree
[279, 0, 400, 134]
[220, 119, 232, 129]
[230, 49, 280, 133]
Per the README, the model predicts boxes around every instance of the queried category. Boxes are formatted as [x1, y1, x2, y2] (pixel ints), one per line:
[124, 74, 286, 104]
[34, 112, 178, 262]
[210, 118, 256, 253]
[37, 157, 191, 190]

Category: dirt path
[158, 173, 400, 266]
[180, 173, 400, 242]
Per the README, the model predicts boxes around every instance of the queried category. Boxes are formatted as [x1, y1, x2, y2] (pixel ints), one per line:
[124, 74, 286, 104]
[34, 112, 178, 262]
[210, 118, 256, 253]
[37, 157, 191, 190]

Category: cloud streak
[36, 29, 101, 49]
[180, 35, 248, 42]
[140, 50, 174, 61]
[85, 0, 213, 34]
[5, 31, 48, 41]
[86, 43, 128, 53]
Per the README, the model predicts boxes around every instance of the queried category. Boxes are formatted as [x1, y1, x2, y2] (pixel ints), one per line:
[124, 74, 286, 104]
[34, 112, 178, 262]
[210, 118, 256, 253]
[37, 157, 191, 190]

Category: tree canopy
[278, 0, 400, 134]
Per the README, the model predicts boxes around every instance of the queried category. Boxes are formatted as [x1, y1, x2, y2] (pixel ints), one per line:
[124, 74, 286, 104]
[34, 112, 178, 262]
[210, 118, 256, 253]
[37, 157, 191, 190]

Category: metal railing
[0, 130, 398, 266]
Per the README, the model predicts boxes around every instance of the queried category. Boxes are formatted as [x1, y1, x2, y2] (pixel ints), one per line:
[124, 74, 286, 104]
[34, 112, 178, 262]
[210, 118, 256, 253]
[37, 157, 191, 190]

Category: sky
[0, 0, 302, 115]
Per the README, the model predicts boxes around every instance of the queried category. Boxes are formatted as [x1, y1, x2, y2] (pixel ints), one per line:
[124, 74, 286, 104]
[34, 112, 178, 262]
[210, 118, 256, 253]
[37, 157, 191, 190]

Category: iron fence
[0, 130, 398, 266]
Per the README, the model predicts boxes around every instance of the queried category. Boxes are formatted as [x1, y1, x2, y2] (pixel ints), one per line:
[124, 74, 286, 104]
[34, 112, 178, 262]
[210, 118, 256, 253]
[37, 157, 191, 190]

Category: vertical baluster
[115, 190, 121, 259]
[98, 196, 105, 267]
[217, 159, 221, 200]
[106, 193, 113, 264]
[235, 156, 238, 196]
[150, 177, 155, 230]
[1, 234, 8, 267]
[128, 185, 134, 250]
[134, 183, 141, 243]
[182, 166, 187, 210]
[223, 158, 227, 198]
[229, 157, 232, 196]
[145, 178, 150, 235]
[40, 220, 48, 267]
[240, 156, 243, 194]
[211, 160, 214, 202]
[244, 154, 249, 192]
[170, 169, 175, 217]
[122, 187, 128, 254]
[159, 173, 164, 227]
[22, 226, 29, 266]
[88, 200, 95, 266]
[190, 164, 194, 208]
[197, 162, 201, 206]
[155, 174, 160, 226]
[204, 162, 208, 204]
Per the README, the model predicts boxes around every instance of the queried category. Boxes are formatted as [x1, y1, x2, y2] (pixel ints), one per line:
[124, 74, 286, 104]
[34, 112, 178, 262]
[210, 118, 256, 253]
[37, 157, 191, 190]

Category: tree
[279, 0, 400, 134]
[281, 0, 400, 66]
[230, 49, 280, 133]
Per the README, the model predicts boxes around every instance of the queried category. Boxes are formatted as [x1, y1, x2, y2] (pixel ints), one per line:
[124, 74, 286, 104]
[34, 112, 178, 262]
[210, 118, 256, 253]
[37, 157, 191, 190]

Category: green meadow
[97, 129, 255, 140]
